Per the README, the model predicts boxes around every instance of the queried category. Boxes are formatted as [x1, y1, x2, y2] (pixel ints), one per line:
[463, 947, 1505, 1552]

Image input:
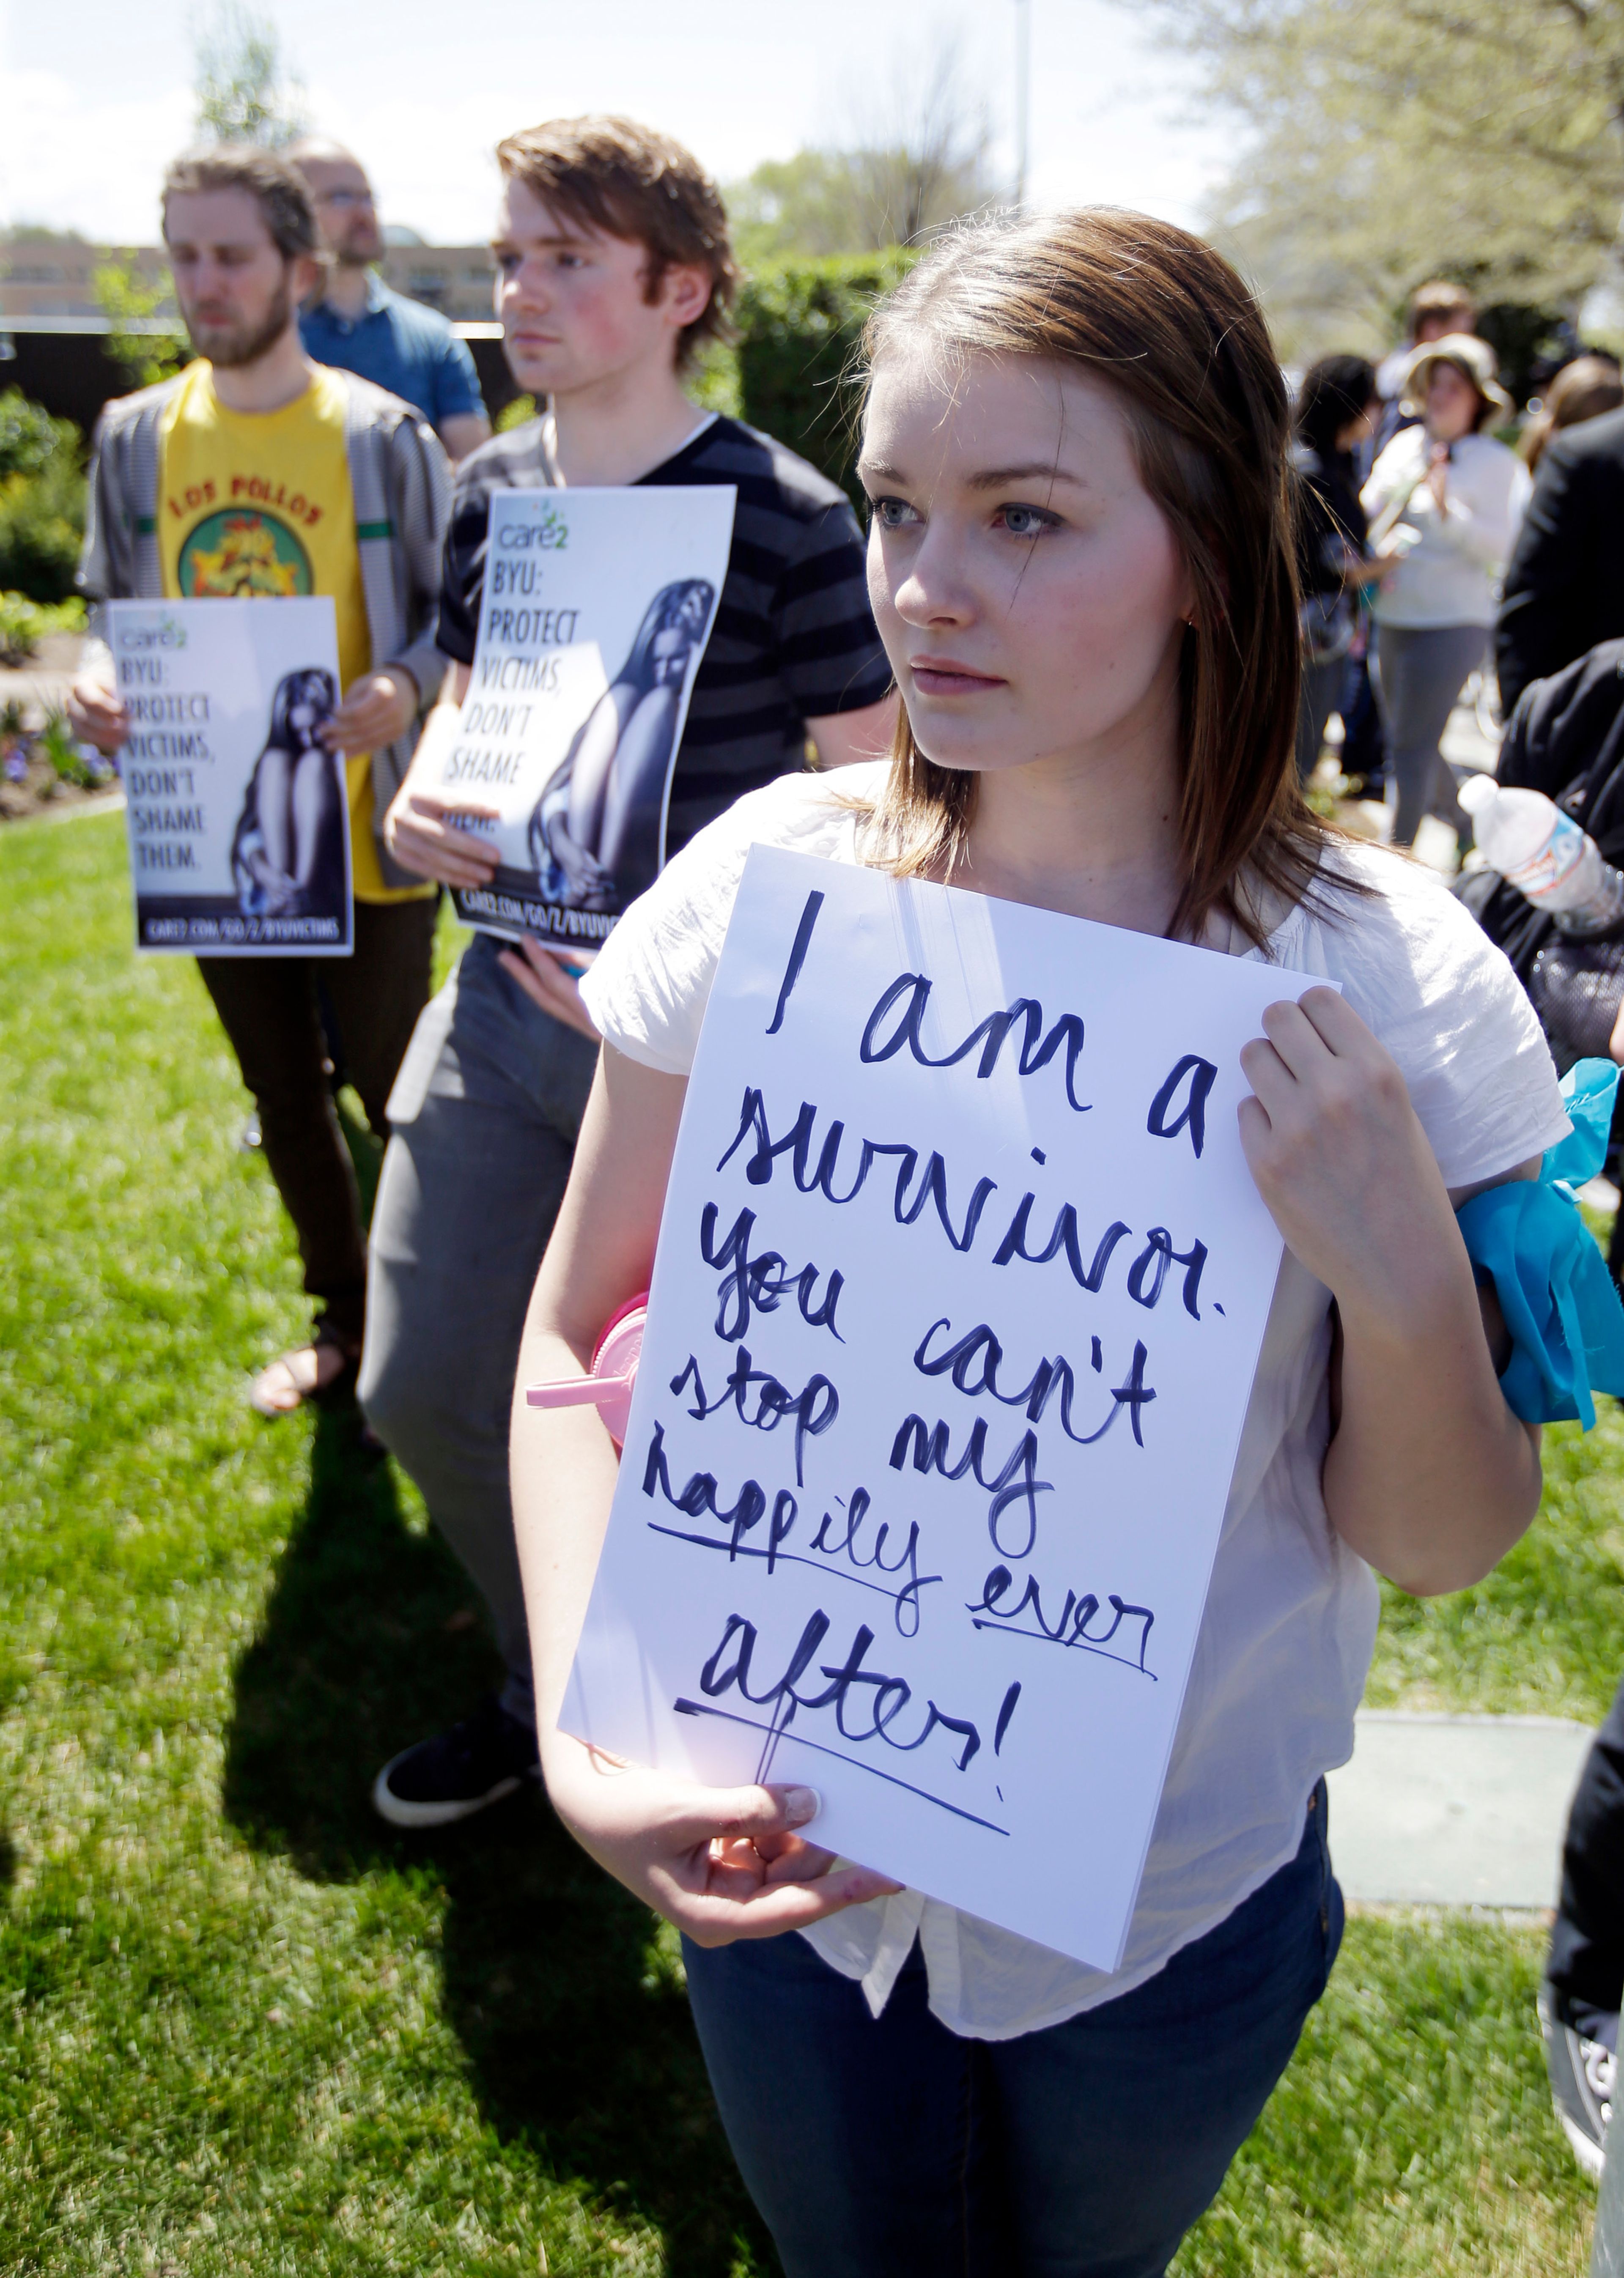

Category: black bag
[1457, 640, 1624, 1070]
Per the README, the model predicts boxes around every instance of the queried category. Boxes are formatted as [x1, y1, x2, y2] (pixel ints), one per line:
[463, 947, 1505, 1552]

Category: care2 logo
[118, 612, 189, 652]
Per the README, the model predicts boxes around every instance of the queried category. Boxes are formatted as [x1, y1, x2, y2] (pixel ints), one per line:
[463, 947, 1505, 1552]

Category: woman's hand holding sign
[1237, 987, 1454, 1305]
[542, 1743, 902, 1948]
[1237, 985, 1541, 1597]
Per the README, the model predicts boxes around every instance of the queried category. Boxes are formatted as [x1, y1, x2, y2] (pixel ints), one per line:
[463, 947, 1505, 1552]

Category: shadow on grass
[222, 1404, 768, 2277]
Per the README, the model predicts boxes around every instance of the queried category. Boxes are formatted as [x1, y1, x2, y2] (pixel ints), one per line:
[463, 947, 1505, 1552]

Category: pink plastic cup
[523, 1291, 647, 1451]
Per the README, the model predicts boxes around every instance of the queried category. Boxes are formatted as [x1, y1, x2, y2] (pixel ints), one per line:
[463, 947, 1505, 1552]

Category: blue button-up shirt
[299, 274, 486, 432]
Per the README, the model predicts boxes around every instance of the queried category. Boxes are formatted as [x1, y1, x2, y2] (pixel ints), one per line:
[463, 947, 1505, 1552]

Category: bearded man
[70, 143, 452, 1419]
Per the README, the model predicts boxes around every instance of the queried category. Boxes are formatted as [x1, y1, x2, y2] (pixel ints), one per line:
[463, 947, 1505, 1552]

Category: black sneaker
[372, 1694, 540, 1829]
[1539, 1979, 1616, 2179]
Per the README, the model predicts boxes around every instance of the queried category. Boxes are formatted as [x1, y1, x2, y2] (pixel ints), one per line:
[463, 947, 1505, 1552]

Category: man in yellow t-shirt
[155, 356, 426, 903]
[72, 143, 451, 1417]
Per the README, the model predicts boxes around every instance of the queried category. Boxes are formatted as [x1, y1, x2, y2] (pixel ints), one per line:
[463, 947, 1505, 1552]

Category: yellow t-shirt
[156, 360, 429, 904]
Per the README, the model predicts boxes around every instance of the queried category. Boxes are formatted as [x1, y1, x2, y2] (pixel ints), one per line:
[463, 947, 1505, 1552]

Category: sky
[0, 0, 1235, 247]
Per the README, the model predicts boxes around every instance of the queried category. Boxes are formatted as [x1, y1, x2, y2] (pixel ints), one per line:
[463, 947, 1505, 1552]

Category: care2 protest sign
[108, 596, 350, 956]
[420, 485, 736, 951]
[564, 847, 1325, 1971]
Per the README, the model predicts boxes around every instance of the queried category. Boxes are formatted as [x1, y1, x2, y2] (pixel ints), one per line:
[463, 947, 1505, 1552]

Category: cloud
[0, 69, 195, 240]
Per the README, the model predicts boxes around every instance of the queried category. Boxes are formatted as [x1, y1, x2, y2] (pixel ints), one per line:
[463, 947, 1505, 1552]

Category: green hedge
[0, 391, 86, 606]
[734, 250, 916, 512]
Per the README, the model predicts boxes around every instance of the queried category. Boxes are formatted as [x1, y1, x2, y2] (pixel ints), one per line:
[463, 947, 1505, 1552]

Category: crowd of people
[1292, 280, 1624, 850]
[61, 110, 1624, 2271]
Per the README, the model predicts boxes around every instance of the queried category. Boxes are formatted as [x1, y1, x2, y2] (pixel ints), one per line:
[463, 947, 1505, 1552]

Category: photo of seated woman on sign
[526, 578, 717, 911]
[230, 666, 346, 923]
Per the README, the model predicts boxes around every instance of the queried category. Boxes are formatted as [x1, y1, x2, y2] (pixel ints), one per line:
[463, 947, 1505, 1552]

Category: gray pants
[358, 934, 597, 1721]
[1370, 621, 1489, 849]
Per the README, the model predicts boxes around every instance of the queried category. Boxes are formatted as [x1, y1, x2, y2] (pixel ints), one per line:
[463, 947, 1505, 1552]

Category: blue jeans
[683, 1782, 1342, 2278]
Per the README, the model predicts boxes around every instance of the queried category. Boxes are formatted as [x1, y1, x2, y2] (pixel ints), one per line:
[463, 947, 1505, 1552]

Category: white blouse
[582, 765, 1568, 2040]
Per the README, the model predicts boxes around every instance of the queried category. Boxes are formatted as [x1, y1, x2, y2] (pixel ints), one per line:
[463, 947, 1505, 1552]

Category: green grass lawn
[0, 806, 1614, 2274]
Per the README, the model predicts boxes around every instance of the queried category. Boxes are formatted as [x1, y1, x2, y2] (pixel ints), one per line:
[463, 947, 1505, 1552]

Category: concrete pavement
[1327, 1709, 1595, 1907]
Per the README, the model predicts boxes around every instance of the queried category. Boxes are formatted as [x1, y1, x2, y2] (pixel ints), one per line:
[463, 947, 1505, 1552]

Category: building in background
[0, 228, 497, 324]
[0, 228, 513, 435]
[370, 228, 497, 323]
[0, 232, 166, 321]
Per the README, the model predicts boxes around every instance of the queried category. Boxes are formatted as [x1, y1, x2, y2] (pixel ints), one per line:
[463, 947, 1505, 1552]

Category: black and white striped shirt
[435, 414, 893, 855]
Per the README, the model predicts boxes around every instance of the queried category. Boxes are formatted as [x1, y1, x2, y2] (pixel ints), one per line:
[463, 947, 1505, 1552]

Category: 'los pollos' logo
[178, 509, 313, 598]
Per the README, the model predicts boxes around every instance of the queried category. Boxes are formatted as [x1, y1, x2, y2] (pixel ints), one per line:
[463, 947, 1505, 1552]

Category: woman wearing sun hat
[1362, 333, 1530, 850]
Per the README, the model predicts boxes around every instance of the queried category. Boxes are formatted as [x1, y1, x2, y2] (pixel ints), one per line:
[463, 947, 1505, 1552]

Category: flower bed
[0, 625, 118, 820]
[0, 705, 119, 819]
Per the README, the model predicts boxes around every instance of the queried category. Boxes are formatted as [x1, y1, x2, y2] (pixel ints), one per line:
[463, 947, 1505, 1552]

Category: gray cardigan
[77, 367, 452, 891]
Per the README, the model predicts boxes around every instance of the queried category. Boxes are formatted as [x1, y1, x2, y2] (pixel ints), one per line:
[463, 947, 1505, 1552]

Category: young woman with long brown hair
[508, 211, 1567, 2274]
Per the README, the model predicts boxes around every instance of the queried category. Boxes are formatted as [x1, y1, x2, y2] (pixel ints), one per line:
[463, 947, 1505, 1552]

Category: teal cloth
[1455, 1058, 1624, 1429]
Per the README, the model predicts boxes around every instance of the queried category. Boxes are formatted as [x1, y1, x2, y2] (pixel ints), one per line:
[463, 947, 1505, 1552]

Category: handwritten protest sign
[420, 486, 735, 951]
[564, 846, 1323, 1968]
[107, 596, 349, 956]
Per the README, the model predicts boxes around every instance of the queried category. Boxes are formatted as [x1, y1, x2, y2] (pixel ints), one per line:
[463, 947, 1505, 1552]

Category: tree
[93, 256, 189, 390]
[729, 153, 883, 266]
[192, 2, 306, 147]
[1132, 0, 1624, 358]
[727, 36, 1000, 265]
[845, 38, 1001, 249]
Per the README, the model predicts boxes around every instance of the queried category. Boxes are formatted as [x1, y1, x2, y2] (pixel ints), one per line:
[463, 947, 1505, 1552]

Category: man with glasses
[292, 140, 491, 465]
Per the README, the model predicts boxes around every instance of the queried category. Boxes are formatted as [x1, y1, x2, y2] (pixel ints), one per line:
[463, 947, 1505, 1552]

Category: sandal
[250, 1324, 361, 1418]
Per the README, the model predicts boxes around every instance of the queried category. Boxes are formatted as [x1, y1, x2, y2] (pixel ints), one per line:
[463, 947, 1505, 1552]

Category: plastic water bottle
[1458, 774, 1624, 936]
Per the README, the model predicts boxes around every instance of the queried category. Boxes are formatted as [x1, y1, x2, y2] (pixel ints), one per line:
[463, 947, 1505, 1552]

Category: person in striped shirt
[359, 114, 894, 1826]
